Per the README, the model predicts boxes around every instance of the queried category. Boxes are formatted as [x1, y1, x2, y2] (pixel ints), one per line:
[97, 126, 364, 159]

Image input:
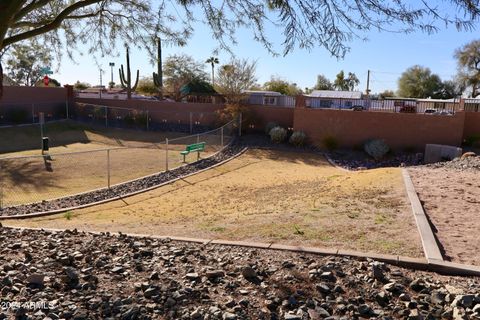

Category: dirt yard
[0, 121, 225, 206]
[409, 167, 480, 266]
[5, 149, 423, 257]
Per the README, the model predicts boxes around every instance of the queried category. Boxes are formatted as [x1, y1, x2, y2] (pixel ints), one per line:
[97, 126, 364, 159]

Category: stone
[451, 295, 475, 309]
[206, 270, 225, 279]
[241, 266, 257, 279]
[461, 152, 476, 160]
[316, 283, 331, 294]
[186, 272, 199, 280]
[223, 312, 237, 320]
[371, 262, 385, 281]
[26, 273, 45, 287]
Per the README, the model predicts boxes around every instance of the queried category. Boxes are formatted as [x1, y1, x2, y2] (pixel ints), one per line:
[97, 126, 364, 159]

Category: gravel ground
[0, 227, 479, 320]
[424, 154, 480, 171]
[0, 144, 243, 217]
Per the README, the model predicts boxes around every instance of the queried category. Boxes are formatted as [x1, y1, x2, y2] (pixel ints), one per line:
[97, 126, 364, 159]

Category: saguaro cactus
[119, 47, 139, 99]
[152, 38, 163, 99]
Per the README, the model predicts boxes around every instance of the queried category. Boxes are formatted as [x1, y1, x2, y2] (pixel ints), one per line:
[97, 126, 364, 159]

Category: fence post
[189, 112, 193, 133]
[238, 113, 242, 137]
[32, 104, 35, 123]
[165, 138, 169, 171]
[197, 134, 200, 144]
[104, 106, 108, 127]
[221, 126, 224, 147]
[107, 149, 111, 188]
[146, 110, 149, 131]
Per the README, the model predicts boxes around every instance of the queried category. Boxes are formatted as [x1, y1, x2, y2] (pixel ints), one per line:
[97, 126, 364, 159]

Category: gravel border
[0, 143, 245, 217]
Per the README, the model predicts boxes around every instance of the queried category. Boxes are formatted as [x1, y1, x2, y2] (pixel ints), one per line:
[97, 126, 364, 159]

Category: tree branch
[3, 0, 103, 48]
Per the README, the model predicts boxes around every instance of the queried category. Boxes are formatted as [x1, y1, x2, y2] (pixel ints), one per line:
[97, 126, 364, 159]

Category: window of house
[263, 96, 277, 105]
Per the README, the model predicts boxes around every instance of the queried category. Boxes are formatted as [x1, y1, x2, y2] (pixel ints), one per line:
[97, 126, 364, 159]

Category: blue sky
[53, 4, 479, 94]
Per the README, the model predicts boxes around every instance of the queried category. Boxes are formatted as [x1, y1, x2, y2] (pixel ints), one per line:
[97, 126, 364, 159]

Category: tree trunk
[0, 58, 3, 100]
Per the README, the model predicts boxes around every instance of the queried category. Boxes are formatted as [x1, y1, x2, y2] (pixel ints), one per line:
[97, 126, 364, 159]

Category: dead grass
[5, 149, 423, 257]
[0, 121, 224, 206]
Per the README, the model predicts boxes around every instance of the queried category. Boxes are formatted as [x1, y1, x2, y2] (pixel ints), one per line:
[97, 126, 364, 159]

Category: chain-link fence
[0, 101, 68, 126]
[0, 118, 238, 208]
[72, 102, 218, 133]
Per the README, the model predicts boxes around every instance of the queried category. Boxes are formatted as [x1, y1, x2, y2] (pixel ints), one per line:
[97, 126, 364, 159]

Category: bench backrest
[186, 142, 205, 152]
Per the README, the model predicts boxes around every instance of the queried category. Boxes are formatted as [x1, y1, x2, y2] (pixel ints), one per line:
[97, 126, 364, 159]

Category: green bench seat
[180, 142, 206, 162]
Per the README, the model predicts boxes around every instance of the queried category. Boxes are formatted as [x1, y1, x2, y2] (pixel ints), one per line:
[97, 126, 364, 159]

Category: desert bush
[289, 131, 307, 147]
[269, 126, 287, 143]
[364, 139, 390, 160]
[6, 108, 29, 124]
[265, 122, 278, 135]
[322, 135, 338, 151]
[464, 135, 480, 147]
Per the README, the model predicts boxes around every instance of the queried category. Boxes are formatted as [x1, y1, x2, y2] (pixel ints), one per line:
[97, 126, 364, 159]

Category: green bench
[180, 142, 206, 162]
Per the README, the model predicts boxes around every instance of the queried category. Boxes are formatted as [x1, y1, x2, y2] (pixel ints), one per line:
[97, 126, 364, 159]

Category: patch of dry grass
[5, 149, 423, 257]
[0, 121, 223, 206]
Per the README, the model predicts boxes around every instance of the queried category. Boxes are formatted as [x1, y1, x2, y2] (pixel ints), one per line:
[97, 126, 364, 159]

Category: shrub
[269, 126, 287, 143]
[289, 131, 307, 147]
[364, 139, 390, 160]
[464, 135, 480, 147]
[264, 121, 278, 135]
[6, 108, 29, 124]
[322, 135, 338, 151]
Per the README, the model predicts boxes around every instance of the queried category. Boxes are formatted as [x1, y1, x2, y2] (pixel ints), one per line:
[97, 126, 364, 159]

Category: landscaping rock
[0, 227, 476, 320]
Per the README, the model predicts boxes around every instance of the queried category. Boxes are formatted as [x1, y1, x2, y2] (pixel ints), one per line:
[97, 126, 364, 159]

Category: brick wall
[463, 112, 480, 141]
[2, 86, 67, 104]
[293, 108, 466, 149]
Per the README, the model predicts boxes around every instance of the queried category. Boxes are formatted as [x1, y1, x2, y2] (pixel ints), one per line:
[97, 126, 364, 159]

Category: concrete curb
[5, 226, 480, 276]
[0, 146, 248, 220]
[402, 169, 444, 262]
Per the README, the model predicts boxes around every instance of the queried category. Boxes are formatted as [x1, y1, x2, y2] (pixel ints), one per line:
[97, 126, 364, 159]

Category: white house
[306, 90, 364, 109]
[242, 90, 295, 107]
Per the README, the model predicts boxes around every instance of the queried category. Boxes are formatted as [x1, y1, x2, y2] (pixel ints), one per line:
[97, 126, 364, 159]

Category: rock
[451, 295, 475, 308]
[186, 272, 199, 280]
[376, 291, 390, 307]
[358, 304, 372, 316]
[26, 273, 45, 287]
[284, 313, 302, 320]
[409, 279, 426, 292]
[461, 152, 476, 160]
[241, 266, 257, 279]
[371, 262, 386, 281]
[223, 312, 237, 320]
[316, 283, 331, 294]
[472, 304, 480, 314]
[164, 297, 176, 308]
[431, 291, 446, 305]
[206, 270, 225, 279]
[144, 287, 159, 299]
[111, 266, 124, 274]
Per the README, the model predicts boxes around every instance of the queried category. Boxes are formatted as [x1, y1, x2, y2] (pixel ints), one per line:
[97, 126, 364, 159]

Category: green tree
[313, 74, 334, 90]
[5, 40, 52, 86]
[455, 40, 480, 97]
[73, 81, 90, 90]
[378, 90, 395, 99]
[136, 77, 158, 96]
[397, 65, 443, 98]
[334, 70, 359, 91]
[163, 54, 207, 101]
[205, 57, 219, 86]
[1, 1, 479, 98]
[263, 76, 302, 96]
[216, 59, 257, 104]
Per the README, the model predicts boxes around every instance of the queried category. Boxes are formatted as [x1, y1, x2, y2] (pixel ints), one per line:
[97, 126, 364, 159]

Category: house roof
[243, 90, 282, 96]
[307, 90, 362, 99]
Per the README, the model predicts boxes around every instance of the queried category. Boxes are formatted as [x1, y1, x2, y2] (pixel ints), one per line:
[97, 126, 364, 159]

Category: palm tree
[206, 57, 219, 86]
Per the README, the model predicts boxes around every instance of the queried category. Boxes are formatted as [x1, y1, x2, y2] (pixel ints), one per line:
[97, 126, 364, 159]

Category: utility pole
[109, 62, 115, 88]
[99, 68, 103, 99]
[366, 69, 371, 97]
